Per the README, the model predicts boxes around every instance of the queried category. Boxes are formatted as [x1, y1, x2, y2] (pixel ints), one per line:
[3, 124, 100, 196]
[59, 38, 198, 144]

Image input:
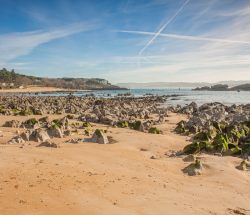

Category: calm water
[26, 88, 250, 106]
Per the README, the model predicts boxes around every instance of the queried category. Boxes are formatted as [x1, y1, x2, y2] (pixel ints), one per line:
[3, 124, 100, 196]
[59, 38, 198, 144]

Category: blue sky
[0, 0, 250, 83]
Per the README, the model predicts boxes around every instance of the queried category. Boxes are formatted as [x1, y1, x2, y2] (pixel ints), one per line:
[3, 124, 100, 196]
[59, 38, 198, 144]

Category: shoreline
[0, 86, 129, 95]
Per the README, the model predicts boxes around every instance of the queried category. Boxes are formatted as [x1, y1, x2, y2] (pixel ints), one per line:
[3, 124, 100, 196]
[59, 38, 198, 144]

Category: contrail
[139, 0, 190, 55]
[119, 30, 250, 45]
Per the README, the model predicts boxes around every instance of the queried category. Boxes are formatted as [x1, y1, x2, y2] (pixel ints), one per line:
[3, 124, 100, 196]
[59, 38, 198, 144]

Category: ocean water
[27, 88, 250, 106]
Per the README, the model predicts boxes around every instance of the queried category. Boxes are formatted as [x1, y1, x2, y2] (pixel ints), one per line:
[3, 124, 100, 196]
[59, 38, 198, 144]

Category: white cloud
[112, 1, 250, 82]
[0, 22, 96, 64]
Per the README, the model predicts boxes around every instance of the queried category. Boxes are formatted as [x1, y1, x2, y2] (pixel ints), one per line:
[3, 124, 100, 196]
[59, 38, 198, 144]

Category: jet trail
[119, 30, 250, 45]
[139, 0, 190, 55]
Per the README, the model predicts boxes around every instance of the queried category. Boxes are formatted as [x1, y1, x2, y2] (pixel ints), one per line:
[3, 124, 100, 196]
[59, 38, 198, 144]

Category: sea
[26, 88, 250, 106]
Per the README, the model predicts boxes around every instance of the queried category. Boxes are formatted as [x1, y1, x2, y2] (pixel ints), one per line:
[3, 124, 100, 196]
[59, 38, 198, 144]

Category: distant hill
[117, 81, 250, 89]
[217, 80, 250, 87]
[193, 83, 250, 91]
[117, 82, 211, 89]
[0, 68, 123, 90]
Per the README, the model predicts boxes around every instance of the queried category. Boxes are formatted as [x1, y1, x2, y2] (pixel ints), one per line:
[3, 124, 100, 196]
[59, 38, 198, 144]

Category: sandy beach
[1, 0, 250, 214]
[0, 86, 79, 94]
[0, 111, 249, 215]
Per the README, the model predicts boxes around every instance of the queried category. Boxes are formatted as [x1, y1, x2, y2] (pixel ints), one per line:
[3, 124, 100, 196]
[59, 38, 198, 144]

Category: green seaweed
[82, 122, 92, 128]
[148, 127, 161, 134]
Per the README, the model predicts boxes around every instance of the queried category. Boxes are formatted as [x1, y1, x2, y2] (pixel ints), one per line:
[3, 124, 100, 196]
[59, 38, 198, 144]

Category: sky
[0, 0, 250, 83]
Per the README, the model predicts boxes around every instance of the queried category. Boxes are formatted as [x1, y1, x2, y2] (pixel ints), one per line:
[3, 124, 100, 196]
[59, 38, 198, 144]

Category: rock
[47, 127, 63, 138]
[64, 129, 72, 136]
[182, 159, 203, 176]
[232, 113, 249, 123]
[183, 154, 196, 162]
[91, 129, 109, 144]
[37, 140, 59, 148]
[236, 160, 250, 171]
[150, 155, 157, 159]
[138, 123, 145, 132]
[20, 130, 32, 141]
[8, 135, 25, 144]
[30, 129, 50, 142]
[148, 127, 161, 134]
[65, 138, 81, 144]
[4, 120, 20, 128]
[38, 116, 50, 127]
[22, 118, 40, 129]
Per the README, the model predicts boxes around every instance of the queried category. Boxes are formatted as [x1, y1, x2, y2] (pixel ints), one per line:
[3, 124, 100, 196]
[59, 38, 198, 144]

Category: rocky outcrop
[30, 129, 50, 142]
[91, 129, 109, 144]
[182, 159, 203, 176]
[175, 102, 250, 158]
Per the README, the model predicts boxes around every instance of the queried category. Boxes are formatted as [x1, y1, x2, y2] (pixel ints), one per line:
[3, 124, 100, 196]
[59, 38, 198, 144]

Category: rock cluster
[7, 116, 70, 145]
[1, 95, 167, 133]
[175, 102, 250, 157]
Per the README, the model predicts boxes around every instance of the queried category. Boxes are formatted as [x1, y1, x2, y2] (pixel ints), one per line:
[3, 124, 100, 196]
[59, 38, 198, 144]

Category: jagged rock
[236, 160, 250, 171]
[182, 159, 203, 176]
[30, 129, 50, 142]
[37, 140, 59, 148]
[138, 123, 145, 132]
[4, 120, 20, 128]
[8, 135, 25, 144]
[183, 154, 196, 162]
[47, 127, 63, 138]
[64, 129, 72, 136]
[20, 130, 32, 141]
[38, 116, 50, 127]
[65, 138, 81, 144]
[91, 129, 109, 144]
[158, 115, 165, 124]
[22, 118, 40, 129]
[148, 127, 161, 134]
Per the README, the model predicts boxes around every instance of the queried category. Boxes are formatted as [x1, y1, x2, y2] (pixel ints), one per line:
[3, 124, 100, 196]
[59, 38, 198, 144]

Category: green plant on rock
[175, 120, 186, 134]
[193, 131, 211, 142]
[224, 144, 242, 156]
[229, 128, 245, 143]
[12, 108, 20, 115]
[82, 122, 92, 128]
[239, 142, 250, 156]
[51, 119, 62, 128]
[118, 121, 129, 128]
[130, 121, 142, 130]
[183, 142, 201, 154]
[19, 109, 33, 116]
[26, 118, 38, 125]
[94, 129, 104, 137]
[148, 127, 161, 134]
[183, 141, 214, 154]
[0, 106, 5, 114]
[212, 121, 226, 133]
[84, 128, 91, 136]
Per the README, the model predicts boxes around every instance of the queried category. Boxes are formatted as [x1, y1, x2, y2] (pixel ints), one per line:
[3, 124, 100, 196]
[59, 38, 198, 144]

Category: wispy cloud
[118, 30, 250, 44]
[0, 22, 96, 64]
[138, 0, 190, 55]
[109, 0, 250, 82]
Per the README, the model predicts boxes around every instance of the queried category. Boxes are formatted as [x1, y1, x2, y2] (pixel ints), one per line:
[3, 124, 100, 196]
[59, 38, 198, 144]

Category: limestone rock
[37, 140, 59, 148]
[91, 129, 109, 144]
[30, 129, 50, 142]
[47, 127, 63, 138]
[183, 159, 203, 176]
